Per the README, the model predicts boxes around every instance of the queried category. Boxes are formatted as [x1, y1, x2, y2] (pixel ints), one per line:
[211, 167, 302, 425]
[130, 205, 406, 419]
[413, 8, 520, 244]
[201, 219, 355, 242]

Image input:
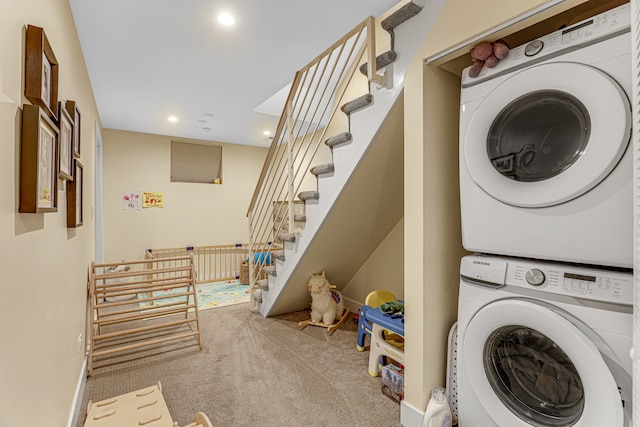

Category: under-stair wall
[248, 0, 440, 317]
[267, 96, 405, 315]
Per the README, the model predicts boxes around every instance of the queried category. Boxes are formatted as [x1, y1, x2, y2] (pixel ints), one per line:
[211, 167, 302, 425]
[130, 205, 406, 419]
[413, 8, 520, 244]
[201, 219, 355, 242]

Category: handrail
[245, 15, 387, 310]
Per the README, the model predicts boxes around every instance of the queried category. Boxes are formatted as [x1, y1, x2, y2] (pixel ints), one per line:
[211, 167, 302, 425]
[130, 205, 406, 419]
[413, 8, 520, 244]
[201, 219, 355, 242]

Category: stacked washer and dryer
[456, 4, 633, 427]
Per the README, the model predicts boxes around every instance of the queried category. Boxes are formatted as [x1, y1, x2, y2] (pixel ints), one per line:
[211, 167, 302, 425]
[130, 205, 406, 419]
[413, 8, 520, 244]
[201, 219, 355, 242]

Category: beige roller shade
[171, 141, 222, 183]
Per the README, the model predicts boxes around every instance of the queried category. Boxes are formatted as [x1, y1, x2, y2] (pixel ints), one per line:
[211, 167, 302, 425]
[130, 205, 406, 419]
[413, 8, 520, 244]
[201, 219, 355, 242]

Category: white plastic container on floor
[422, 386, 452, 427]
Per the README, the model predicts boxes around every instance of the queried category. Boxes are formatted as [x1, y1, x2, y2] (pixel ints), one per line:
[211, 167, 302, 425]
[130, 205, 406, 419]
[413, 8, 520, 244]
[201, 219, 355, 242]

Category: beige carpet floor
[77, 303, 403, 427]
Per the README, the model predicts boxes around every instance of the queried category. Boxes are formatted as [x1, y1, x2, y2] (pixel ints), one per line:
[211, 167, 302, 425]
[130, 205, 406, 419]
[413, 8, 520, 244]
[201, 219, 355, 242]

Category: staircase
[247, 0, 435, 316]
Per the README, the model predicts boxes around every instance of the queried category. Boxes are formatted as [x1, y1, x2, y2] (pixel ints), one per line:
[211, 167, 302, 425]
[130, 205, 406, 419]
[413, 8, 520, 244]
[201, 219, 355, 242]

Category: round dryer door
[462, 299, 624, 427]
[464, 62, 631, 207]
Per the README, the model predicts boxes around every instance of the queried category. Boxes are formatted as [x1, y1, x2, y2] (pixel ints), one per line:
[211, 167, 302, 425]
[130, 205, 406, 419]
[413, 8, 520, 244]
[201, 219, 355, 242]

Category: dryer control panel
[461, 255, 632, 305]
[461, 3, 630, 86]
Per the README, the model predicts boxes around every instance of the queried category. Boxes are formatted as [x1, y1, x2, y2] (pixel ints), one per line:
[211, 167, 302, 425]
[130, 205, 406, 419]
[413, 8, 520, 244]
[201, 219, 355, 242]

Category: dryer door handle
[460, 274, 505, 289]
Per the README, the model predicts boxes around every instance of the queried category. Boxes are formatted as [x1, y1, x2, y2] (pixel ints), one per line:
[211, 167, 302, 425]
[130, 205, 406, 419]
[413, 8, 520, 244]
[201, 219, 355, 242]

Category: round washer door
[464, 62, 630, 207]
[462, 299, 623, 427]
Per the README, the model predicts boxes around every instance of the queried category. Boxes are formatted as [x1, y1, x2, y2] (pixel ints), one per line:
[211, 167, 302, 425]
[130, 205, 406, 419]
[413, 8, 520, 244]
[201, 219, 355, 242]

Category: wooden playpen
[87, 244, 276, 374]
[145, 243, 250, 284]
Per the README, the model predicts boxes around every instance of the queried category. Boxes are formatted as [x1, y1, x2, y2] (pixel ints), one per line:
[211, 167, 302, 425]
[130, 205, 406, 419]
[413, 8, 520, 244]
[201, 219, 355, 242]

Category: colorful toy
[357, 290, 401, 351]
[380, 300, 404, 315]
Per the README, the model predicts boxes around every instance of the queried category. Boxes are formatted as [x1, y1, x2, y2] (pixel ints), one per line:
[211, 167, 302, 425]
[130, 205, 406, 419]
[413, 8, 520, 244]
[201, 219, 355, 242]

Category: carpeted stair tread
[310, 163, 335, 176]
[277, 233, 296, 243]
[381, 2, 423, 31]
[341, 94, 373, 115]
[293, 214, 306, 222]
[271, 250, 285, 261]
[257, 279, 269, 291]
[359, 50, 398, 75]
[263, 266, 277, 276]
[298, 191, 319, 201]
[325, 132, 353, 149]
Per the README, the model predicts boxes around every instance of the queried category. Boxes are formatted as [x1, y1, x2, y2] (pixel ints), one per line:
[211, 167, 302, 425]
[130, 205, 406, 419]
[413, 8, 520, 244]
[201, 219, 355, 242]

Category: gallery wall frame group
[19, 24, 83, 228]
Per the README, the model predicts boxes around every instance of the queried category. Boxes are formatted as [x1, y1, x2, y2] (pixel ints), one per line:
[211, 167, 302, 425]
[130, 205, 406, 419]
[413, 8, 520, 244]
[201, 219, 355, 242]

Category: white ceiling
[69, 0, 400, 147]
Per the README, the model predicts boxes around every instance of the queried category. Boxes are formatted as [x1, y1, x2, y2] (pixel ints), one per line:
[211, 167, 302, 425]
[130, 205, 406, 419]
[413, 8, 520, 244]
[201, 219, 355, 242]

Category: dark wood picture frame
[20, 104, 59, 213]
[67, 160, 83, 227]
[25, 25, 59, 120]
[57, 102, 73, 181]
[65, 101, 81, 158]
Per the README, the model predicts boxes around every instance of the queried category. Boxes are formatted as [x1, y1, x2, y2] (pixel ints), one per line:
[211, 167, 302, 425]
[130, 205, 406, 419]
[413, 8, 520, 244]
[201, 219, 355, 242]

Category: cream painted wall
[401, 0, 592, 423]
[343, 217, 404, 303]
[0, 0, 99, 425]
[102, 129, 267, 262]
[403, 60, 467, 421]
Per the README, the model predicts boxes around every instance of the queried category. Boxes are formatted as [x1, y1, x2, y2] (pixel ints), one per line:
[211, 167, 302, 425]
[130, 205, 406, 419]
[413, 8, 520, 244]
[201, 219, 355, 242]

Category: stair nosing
[381, 2, 423, 31]
[298, 191, 319, 201]
[359, 50, 398, 75]
[310, 163, 335, 176]
[340, 94, 373, 115]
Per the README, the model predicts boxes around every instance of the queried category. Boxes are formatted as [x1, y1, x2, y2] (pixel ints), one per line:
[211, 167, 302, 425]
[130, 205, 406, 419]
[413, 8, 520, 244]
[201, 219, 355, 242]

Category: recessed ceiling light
[263, 130, 271, 136]
[168, 115, 178, 123]
[217, 12, 235, 26]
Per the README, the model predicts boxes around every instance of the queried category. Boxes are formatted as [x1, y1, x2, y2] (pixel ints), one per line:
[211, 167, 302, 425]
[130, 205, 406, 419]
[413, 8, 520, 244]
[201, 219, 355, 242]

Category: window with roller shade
[170, 141, 222, 183]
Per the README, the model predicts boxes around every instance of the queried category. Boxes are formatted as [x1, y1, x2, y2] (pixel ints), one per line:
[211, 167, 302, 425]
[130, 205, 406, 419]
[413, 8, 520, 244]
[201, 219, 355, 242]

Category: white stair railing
[246, 16, 386, 310]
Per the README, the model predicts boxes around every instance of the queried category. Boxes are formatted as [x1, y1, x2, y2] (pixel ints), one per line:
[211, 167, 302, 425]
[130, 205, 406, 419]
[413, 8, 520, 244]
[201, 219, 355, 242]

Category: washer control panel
[461, 255, 632, 305]
[461, 2, 630, 85]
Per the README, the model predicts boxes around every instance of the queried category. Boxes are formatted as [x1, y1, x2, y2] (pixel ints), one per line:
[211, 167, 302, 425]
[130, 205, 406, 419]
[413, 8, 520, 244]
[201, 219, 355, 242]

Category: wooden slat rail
[92, 317, 197, 340]
[95, 304, 197, 326]
[88, 255, 203, 376]
[92, 331, 200, 358]
[94, 279, 192, 298]
[145, 243, 250, 284]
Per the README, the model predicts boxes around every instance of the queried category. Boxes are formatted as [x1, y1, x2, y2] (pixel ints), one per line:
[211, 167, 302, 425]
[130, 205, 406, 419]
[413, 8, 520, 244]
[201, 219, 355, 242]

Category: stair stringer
[257, 0, 445, 317]
[263, 96, 405, 317]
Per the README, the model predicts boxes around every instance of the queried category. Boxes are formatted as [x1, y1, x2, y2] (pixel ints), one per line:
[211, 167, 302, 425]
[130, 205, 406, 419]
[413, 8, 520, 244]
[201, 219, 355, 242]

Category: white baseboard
[401, 400, 424, 427]
[67, 357, 87, 427]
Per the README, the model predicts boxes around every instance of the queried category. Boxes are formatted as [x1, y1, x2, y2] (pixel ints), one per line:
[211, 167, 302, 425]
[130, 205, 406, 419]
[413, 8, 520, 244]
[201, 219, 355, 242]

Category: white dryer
[459, 4, 632, 268]
[457, 255, 632, 427]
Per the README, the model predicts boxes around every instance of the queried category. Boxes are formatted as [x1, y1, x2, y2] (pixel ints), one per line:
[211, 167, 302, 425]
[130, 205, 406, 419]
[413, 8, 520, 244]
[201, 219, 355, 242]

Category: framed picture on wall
[57, 102, 73, 181]
[67, 160, 83, 227]
[25, 25, 59, 120]
[65, 101, 81, 158]
[20, 104, 59, 213]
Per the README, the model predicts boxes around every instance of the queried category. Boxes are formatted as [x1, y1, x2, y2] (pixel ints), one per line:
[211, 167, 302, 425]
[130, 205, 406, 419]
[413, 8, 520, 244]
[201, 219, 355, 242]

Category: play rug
[139, 279, 250, 312]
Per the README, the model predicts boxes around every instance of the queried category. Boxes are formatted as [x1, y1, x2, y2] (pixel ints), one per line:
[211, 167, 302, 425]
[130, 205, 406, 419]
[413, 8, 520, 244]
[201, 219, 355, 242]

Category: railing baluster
[287, 99, 295, 233]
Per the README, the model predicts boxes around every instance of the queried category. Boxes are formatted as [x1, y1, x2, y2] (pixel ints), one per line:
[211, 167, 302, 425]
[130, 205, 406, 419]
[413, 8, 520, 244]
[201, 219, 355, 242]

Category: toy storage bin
[381, 363, 404, 403]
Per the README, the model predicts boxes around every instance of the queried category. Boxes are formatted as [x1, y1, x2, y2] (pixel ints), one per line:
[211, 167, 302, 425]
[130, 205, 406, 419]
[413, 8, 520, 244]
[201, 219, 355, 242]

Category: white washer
[457, 254, 632, 427]
[459, 4, 632, 268]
